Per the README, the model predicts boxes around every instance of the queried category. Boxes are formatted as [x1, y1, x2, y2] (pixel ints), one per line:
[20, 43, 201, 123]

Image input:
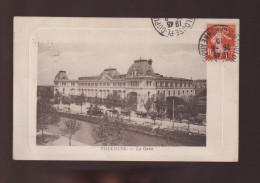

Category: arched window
[147, 70, 151, 75]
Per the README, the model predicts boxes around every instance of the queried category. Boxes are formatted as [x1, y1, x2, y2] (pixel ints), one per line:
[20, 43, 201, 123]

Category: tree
[104, 94, 121, 110]
[62, 96, 71, 106]
[93, 95, 101, 105]
[37, 88, 59, 141]
[60, 118, 81, 146]
[54, 90, 61, 109]
[144, 96, 153, 118]
[186, 96, 198, 119]
[75, 92, 85, 113]
[150, 96, 157, 125]
[154, 93, 166, 125]
[92, 115, 123, 145]
[121, 95, 136, 122]
[166, 96, 186, 120]
[184, 96, 199, 131]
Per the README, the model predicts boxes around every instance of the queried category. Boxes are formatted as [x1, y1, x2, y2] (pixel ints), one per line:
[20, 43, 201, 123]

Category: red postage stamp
[199, 24, 239, 61]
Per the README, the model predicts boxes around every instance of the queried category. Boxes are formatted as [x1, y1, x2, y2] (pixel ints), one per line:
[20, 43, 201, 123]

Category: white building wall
[54, 78, 196, 111]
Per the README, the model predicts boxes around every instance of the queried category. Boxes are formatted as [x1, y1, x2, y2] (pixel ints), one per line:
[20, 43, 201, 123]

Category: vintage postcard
[13, 17, 239, 161]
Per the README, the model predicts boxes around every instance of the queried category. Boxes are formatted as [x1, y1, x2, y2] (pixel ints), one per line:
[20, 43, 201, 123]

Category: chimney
[148, 59, 153, 65]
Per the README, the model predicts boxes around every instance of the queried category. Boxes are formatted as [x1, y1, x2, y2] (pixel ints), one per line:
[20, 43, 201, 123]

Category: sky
[37, 30, 206, 85]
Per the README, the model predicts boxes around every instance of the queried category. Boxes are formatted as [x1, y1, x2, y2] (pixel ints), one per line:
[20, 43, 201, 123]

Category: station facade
[54, 59, 195, 111]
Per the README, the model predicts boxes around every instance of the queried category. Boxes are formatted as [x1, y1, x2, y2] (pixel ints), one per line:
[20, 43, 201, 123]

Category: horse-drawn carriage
[136, 111, 148, 118]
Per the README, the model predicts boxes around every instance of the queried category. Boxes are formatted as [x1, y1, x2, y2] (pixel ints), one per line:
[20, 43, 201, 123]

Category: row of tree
[54, 90, 202, 124]
[54, 91, 137, 121]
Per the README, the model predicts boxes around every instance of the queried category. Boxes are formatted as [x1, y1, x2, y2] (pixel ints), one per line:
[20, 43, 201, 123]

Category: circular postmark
[198, 24, 239, 62]
[151, 18, 195, 37]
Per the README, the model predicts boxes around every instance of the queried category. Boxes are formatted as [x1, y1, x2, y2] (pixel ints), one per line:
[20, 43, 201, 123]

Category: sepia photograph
[37, 33, 207, 147]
